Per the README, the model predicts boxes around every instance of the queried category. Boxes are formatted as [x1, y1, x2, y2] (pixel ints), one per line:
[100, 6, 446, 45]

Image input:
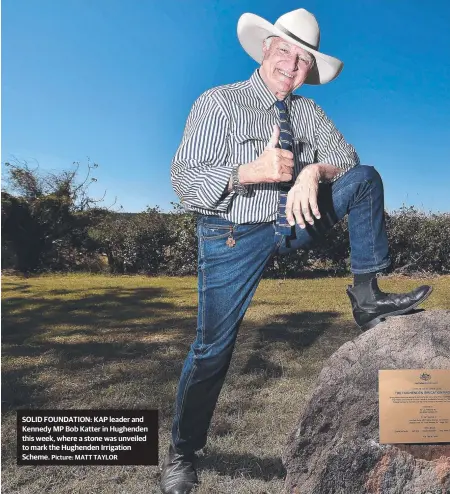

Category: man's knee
[190, 337, 235, 365]
[355, 164, 383, 185]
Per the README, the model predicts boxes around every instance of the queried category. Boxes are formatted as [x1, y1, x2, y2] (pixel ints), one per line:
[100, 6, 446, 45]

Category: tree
[2, 158, 111, 272]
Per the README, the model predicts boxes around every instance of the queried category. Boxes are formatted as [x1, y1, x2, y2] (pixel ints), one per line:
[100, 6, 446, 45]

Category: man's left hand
[286, 164, 321, 228]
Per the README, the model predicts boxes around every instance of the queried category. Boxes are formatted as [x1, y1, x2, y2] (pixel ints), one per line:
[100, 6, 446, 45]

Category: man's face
[259, 37, 314, 99]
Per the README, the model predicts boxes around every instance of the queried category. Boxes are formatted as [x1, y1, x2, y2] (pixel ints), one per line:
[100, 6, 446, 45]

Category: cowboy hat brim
[237, 13, 343, 85]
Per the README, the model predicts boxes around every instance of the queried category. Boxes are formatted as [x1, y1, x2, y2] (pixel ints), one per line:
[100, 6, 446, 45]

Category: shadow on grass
[241, 311, 341, 376]
[198, 449, 286, 481]
[1, 285, 196, 414]
[263, 270, 349, 280]
[3, 285, 197, 338]
[258, 311, 340, 348]
[1, 278, 354, 488]
[2, 285, 33, 293]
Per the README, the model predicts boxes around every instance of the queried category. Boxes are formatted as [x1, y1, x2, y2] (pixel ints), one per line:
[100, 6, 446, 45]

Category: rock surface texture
[283, 310, 450, 494]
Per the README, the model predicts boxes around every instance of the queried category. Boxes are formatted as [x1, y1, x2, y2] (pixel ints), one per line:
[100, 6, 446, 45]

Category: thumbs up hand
[265, 124, 281, 150]
[238, 125, 294, 185]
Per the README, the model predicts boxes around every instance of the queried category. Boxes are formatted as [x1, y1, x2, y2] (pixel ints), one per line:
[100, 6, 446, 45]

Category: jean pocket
[199, 223, 232, 240]
[233, 223, 263, 241]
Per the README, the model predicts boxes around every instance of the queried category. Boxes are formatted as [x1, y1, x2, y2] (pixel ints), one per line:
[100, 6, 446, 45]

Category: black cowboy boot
[346, 278, 432, 331]
[160, 443, 198, 494]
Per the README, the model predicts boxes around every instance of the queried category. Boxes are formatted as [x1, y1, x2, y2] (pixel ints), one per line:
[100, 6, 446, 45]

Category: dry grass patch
[2, 273, 449, 494]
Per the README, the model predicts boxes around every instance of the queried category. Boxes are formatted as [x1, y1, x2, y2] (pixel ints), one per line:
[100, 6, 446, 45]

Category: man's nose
[284, 54, 298, 72]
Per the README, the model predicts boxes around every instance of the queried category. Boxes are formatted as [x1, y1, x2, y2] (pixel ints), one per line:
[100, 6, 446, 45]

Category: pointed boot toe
[346, 279, 433, 331]
[160, 444, 198, 494]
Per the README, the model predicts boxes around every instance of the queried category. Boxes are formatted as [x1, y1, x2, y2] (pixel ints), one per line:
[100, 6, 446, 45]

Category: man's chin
[276, 81, 295, 95]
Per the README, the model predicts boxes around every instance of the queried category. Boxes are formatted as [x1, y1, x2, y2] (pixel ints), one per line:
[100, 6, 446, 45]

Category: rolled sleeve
[314, 104, 360, 182]
[171, 91, 235, 212]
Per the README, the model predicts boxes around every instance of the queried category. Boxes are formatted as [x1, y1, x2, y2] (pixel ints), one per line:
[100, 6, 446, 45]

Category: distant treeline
[2, 160, 449, 276]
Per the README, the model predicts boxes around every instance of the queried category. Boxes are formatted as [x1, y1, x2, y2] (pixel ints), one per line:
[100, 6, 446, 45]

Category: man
[161, 8, 432, 494]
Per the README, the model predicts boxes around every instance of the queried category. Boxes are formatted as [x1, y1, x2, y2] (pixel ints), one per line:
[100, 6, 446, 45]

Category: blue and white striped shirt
[171, 69, 360, 224]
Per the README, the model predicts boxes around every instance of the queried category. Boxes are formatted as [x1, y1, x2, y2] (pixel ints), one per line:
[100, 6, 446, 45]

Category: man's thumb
[266, 124, 280, 149]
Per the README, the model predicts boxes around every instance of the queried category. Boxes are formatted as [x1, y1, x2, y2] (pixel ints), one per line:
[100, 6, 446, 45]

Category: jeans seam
[332, 181, 365, 199]
[341, 177, 382, 273]
[369, 184, 377, 266]
[351, 260, 391, 274]
[200, 238, 206, 351]
[175, 360, 197, 444]
[234, 223, 262, 241]
[202, 232, 231, 241]
[201, 224, 230, 229]
[273, 223, 285, 248]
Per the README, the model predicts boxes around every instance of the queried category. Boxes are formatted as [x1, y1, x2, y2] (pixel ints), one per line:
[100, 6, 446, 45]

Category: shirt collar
[250, 69, 292, 112]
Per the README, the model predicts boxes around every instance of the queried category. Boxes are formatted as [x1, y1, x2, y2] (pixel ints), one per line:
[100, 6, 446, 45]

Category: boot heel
[360, 317, 384, 331]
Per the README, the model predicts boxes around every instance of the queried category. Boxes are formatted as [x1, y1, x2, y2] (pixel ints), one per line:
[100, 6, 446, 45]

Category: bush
[162, 205, 198, 275]
[89, 208, 170, 274]
[1, 159, 109, 272]
[3, 157, 448, 276]
[386, 207, 450, 274]
[89, 205, 198, 276]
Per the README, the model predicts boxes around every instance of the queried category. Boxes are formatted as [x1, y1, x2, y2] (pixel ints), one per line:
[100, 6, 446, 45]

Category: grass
[2, 273, 449, 494]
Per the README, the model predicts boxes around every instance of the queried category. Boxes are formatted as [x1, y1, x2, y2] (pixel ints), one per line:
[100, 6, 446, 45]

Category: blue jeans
[171, 165, 390, 453]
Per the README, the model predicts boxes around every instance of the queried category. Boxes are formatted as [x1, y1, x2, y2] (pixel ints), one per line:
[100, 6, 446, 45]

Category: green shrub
[89, 208, 169, 274]
[386, 207, 450, 274]
[162, 205, 198, 275]
[3, 159, 448, 276]
[2, 160, 107, 272]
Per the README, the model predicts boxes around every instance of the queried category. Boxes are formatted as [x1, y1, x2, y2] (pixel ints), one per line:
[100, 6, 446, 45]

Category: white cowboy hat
[237, 8, 343, 85]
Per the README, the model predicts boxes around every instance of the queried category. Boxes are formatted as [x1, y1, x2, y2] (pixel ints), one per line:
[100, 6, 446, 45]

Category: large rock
[283, 310, 450, 494]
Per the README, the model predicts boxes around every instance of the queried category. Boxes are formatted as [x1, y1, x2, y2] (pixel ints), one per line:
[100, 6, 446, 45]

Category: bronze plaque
[379, 369, 450, 444]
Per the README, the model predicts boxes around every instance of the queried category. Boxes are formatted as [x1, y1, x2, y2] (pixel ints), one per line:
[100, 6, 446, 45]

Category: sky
[2, 0, 450, 213]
